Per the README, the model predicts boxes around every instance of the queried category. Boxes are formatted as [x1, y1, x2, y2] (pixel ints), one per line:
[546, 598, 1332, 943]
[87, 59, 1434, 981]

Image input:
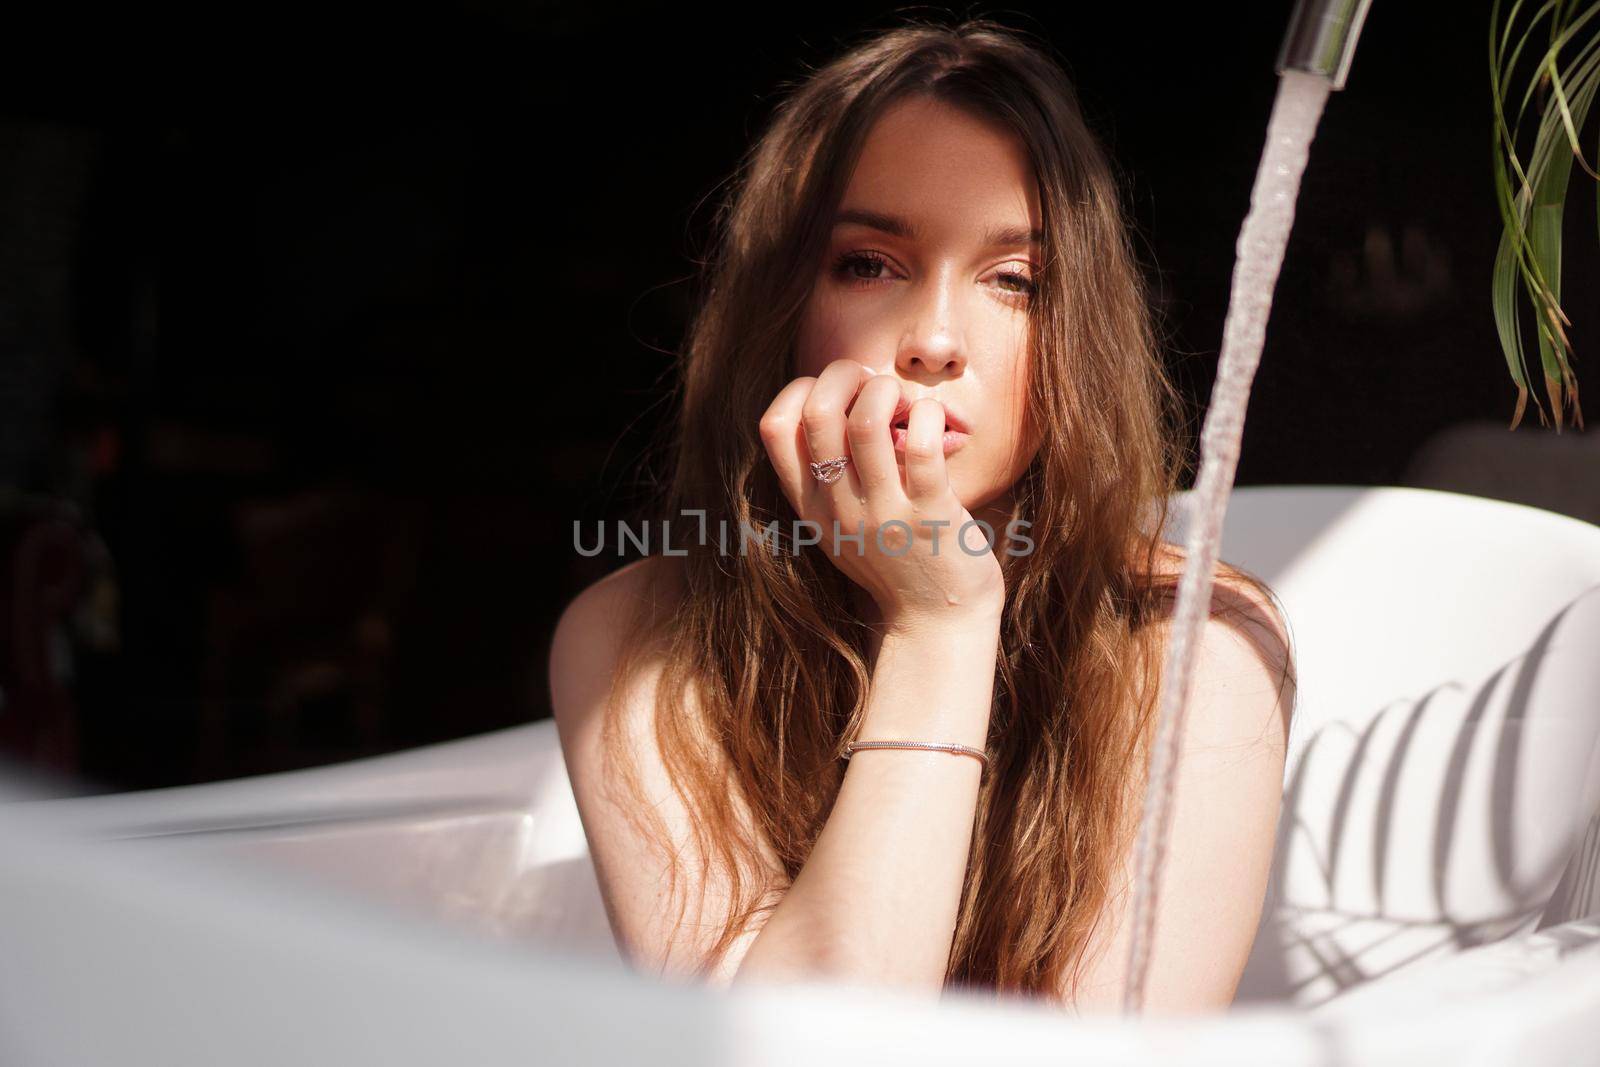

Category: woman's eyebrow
[833, 207, 1042, 249]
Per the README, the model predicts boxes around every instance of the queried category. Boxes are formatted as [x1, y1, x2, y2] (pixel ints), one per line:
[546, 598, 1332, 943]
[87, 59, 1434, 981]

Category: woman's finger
[757, 375, 820, 516]
[845, 374, 904, 502]
[901, 397, 952, 502]
[799, 360, 866, 508]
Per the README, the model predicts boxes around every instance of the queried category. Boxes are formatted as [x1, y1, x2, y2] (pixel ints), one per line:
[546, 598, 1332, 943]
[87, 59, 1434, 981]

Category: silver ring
[809, 456, 849, 485]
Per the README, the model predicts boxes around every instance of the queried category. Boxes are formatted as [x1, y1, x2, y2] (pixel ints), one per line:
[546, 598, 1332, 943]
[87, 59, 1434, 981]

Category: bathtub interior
[1204, 488, 1600, 1008]
[13, 485, 1600, 1015]
[25, 714, 621, 963]
[98, 798, 617, 958]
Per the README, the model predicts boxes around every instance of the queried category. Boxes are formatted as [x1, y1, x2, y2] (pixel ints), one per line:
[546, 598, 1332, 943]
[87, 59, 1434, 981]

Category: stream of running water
[1122, 69, 1334, 1014]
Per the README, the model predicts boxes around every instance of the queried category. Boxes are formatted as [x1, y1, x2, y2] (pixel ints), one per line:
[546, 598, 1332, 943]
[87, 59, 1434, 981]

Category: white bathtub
[3, 485, 1599, 1065]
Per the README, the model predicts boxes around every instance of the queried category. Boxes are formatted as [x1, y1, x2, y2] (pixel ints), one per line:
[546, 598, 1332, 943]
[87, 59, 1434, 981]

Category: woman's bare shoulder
[568, 553, 685, 618]
[553, 555, 686, 646]
[1142, 539, 1297, 717]
[547, 555, 686, 726]
[1149, 540, 1291, 640]
[545, 553, 770, 983]
[1072, 543, 1295, 1013]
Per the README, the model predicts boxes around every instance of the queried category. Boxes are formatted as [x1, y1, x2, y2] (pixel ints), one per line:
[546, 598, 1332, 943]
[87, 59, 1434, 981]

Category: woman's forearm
[730, 607, 1001, 994]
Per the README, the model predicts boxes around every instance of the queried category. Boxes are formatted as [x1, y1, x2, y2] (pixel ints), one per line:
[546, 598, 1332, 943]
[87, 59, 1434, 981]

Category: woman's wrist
[862, 607, 1002, 742]
[881, 601, 1005, 641]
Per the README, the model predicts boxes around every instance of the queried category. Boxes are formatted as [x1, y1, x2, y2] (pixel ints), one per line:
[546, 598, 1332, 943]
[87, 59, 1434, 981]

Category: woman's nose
[894, 273, 967, 378]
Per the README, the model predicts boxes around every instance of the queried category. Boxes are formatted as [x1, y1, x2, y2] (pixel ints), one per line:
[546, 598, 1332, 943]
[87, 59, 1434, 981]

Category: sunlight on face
[794, 94, 1043, 513]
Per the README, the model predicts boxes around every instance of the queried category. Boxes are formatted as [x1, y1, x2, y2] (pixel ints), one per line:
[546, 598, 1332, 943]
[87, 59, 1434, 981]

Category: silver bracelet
[842, 739, 990, 771]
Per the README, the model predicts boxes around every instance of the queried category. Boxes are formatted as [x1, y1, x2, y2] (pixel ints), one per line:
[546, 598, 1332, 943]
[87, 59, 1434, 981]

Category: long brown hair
[596, 15, 1295, 1005]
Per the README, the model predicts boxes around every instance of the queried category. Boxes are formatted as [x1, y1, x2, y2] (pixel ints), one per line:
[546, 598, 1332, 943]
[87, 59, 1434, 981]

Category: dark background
[0, 1, 1592, 792]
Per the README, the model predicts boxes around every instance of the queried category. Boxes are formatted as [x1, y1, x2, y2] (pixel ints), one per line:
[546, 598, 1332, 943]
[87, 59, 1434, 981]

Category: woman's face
[794, 94, 1043, 514]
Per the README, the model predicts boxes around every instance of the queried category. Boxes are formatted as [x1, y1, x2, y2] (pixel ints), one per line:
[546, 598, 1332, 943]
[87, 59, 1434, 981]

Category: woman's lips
[886, 395, 971, 456]
[890, 424, 969, 456]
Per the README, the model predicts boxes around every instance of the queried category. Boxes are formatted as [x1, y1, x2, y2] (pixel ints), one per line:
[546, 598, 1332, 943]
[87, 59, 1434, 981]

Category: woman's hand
[758, 359, 1005, 631]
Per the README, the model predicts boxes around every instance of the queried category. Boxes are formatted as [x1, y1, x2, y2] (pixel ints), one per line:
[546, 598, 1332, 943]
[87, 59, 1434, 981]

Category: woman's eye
[829, 250, 1036, 303]
[993, 269, 1037, 300]
[832, 250, 893, 285]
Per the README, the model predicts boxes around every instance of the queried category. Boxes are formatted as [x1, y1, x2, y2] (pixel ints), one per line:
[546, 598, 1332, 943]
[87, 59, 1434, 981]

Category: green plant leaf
[1489, 0, 1597, 430]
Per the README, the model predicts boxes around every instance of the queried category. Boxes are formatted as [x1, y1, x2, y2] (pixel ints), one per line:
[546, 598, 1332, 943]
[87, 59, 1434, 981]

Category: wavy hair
[595, 15, 1295, 1005]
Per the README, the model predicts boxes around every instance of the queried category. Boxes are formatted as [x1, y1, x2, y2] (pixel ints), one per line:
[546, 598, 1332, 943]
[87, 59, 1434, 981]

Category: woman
[548, 17, 1296, 1015]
